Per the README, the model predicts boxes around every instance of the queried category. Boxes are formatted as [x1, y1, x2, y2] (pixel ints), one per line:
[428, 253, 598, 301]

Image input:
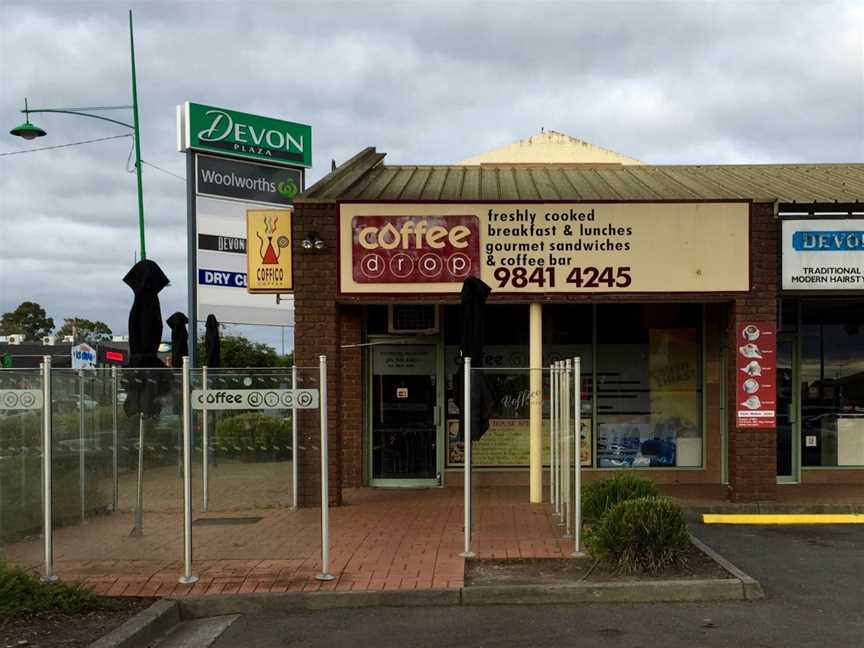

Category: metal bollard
[41, 356, 57, 583]
[572, 357, 585, 557]
[316, 355, 335, 581]
[179, 356, 198, 584]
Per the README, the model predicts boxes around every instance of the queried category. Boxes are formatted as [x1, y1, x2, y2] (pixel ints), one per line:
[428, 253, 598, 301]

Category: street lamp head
[9, 120, 46, 140]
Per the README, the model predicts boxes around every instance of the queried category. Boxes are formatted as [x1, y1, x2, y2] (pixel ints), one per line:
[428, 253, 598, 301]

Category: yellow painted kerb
[703, 514, 864, 525]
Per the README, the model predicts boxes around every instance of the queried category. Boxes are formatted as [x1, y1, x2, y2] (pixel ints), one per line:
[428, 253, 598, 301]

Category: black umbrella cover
[204, 314, 221, 368]
[456, 277, 493, 441]
[166, 312, 189, 368]
[122, 260, 170, 418]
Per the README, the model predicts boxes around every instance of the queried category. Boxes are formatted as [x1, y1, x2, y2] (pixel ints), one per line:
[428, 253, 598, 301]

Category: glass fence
[462, 362, 586, 557]
[0, 362, 326, 584]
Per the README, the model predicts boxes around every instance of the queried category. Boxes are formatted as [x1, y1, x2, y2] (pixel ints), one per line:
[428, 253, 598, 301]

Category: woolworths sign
[181, 102, 311, 168]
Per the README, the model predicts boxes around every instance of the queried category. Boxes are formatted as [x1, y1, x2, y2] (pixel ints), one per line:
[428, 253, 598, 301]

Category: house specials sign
[339, 203, 749, 294]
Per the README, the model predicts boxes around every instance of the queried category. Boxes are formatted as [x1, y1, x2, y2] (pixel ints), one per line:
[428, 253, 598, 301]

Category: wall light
[302, 232, 325, 250]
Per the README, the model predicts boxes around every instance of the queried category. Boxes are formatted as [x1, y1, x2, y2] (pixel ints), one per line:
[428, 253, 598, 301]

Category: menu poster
[735, 322, 777, 428]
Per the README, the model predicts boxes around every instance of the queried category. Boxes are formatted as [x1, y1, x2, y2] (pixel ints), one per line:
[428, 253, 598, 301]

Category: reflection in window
[596, 305, 702, 468]
[800, 302, 864, 467]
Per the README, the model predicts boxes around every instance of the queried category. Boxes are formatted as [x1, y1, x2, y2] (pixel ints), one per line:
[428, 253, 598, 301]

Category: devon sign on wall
[181, 102, 312, 168]
[782, 217, 864, 290]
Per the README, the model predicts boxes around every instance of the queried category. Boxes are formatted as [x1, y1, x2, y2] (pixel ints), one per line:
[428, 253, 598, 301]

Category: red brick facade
[293, 200, 782, 505]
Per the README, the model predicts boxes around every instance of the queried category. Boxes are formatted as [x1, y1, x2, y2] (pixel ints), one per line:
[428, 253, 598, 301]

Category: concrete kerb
[690, 533, 765, 600]
[88, 599, 180, 648]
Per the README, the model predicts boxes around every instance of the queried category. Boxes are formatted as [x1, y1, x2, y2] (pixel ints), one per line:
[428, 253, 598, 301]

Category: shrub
[587, 496, 690, 573]
[213, 412, 292, 459]
[582, 473, 659, 523]
[0, 560, 103, 617]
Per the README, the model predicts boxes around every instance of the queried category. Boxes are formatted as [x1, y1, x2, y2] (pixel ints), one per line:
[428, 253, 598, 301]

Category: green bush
[213, 412, 292, 459]
[587, 496, 690, 573]
[0, 560, 103, 617]
[582, 473, 659, 524]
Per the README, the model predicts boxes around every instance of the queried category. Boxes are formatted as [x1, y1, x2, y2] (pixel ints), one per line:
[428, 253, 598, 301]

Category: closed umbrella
[457, 277, 494, 441]
[122, 260, 170, 536]
[166, 312, 189, 368]
[204, 314, 221, 368]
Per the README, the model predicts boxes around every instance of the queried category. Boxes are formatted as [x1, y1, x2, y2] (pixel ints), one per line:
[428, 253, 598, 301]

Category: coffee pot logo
[256, 214, 289, 265]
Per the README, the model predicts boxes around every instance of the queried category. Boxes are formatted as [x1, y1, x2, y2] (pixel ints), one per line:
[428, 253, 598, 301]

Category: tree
[57, 318, 112, 344]
[0, 302, 54, 340]
[196, 334, 292, 368]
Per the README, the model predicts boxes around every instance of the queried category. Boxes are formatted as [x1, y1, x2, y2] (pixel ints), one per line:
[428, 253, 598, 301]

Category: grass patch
[0, 561, 109, 618]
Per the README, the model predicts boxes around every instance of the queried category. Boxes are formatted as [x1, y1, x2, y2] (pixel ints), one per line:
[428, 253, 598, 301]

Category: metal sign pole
[179, 356, 198, 584]
[572, 357, 585, 557]
[459, 357, 475, 558]
[292, 364, 298, 509]
[202, 365, 209, 512]
[41, 356, 57, 582]
[316, 355, 335, 581]
[111, 366, 119, 512]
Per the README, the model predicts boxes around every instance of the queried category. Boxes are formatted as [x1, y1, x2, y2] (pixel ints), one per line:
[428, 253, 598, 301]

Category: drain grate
[192, 516, 263, 526]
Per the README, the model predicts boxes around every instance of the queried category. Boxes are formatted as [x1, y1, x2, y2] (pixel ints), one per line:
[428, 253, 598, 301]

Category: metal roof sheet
[298, 147, 864, 205]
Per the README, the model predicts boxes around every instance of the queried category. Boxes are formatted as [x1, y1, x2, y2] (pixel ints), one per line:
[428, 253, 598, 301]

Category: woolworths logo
[187, 102, 312, 168]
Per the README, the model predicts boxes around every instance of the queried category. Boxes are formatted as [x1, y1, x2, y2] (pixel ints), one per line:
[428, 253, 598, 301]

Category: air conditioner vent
[388, 305, 438, 334]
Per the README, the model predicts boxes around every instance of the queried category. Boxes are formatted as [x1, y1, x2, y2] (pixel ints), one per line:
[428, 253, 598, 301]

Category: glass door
[776, 334, 799, 481]
[369, 343, 441, 486]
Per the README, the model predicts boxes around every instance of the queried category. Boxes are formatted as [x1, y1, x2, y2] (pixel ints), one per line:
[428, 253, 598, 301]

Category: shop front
[291, 147, 863, 505]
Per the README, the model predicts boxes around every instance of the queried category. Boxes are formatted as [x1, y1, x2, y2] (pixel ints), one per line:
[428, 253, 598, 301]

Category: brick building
[291, 135, 863, 506]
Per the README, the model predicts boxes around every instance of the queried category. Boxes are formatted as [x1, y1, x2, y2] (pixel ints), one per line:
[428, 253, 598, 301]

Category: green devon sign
[184, 102, 311, 168]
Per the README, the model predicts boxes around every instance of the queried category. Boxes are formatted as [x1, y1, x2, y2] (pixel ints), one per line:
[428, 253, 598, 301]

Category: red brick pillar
[340, 306, 364, 488]
[727, 202, 779, 502]
[293, 202, 342, 506]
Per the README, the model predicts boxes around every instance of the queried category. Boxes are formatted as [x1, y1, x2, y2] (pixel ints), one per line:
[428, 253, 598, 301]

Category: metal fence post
[459, 357, 475, 558]
[179, 356, 198, 584]
[550, 362, 557, 513]
[563, 359, 572, 538]
[202, 365, 209, 512]
[555, 362, 565, 527]
[111, 366, 119, 512]
[78, 369, 86, 523]
[41, 356, 57, 582]
[292, 364, 299, 509]
[316, 355, 335, 581]
[572, 356, 585, 557]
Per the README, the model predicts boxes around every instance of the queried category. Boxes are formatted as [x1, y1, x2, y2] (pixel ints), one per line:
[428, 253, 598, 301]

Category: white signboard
[70, 343, 96, 369]
[191, 388, 319, 410]
[782, 218, 864, 290]
[0, 389, 43, 410]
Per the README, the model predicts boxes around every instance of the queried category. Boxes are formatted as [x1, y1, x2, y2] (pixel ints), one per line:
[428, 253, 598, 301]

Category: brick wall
[727, 202, 778, 501]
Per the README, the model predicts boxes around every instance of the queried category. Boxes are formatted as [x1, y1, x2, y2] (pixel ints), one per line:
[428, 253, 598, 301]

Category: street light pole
[9, 10, 147, 261]
[129, 9, 146, 260]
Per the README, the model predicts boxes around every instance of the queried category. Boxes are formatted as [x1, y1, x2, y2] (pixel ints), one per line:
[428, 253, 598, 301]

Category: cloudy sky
[1, 0, 862, 350]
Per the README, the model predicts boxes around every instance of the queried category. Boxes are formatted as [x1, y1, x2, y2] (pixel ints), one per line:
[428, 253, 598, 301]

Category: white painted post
[78, 369, 85, 523]
[179, 356, 198, 584]
[292, 365, 298, 509]
[111, 366, 119, 512]
[459, 357, 475, 558]
[563, 359, 572, 538]
[41, 356, 57, 583]
[550, 362, 557, 514]
[572, 357, 585, 557]
[202, 365, 209, 512]
[316, 355, 335, 581]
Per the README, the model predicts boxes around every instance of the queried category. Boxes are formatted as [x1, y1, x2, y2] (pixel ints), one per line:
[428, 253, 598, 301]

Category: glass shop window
[596, 304, 703, 469]
[800, 301, 864, 467]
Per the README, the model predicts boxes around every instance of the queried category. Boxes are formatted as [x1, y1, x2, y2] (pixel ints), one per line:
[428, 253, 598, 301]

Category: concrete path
[207, 523, 864, 648]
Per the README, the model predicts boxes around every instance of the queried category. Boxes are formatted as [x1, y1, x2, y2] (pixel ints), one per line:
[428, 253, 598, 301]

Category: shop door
[370, 344, 440, 485]
[776, 334, 798, 481]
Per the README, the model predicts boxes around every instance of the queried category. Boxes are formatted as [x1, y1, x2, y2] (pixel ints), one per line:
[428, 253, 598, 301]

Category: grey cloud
[1, 0, 862, 341]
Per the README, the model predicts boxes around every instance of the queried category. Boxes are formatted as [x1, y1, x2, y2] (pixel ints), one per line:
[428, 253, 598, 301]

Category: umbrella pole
[131, 413, 144, 537]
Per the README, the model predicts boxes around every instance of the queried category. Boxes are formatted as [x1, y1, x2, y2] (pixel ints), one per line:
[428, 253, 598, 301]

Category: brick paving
[2, 486, 576, 596]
